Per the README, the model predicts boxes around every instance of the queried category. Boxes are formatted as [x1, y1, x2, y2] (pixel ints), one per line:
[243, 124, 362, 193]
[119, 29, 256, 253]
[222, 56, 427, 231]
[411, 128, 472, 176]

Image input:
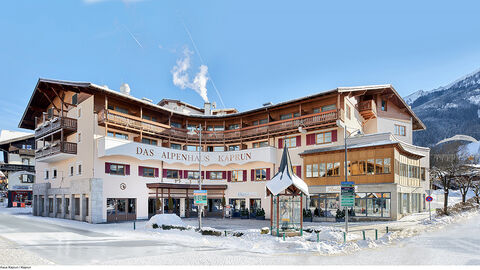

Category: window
[53, 169, 57, 179]
[321, 104, 336, 112]
[313, 108, 320, 114]
[170, 122, 182, 128]
[312, 164, 319, 177]
[75, 198, 80, 216]
[280, 113, 293, 120]
[214, 125, 224, 131]
[142, 138, 158, 146]
[319, 163, 326, 177]
[170, 143, 181, 150]
[231, 170, 243, 182]
[77, 164, 82, 175]
[70, 166, 74, 176]
[165, 170, 179, 179]
[210, 171, 223, 180]
[252, 119, 268, 126]
[376, 159, 384, 174]
[142, 115, 157, 122]
[22, 158, 29, 165]
[367, 159, 375, 174]
[208, 146, 225, 152]
[351, 160, 366, 175]
[109, 164, 125, 175]
[21, 174, 34, 183]
[228, 124, 239, 130]
[108, 105, 128, 114]
[187, 124, 198, 132]
[253, 141, 269, 148]
[186, 145, 201, 151]
[421, 167, 426, 181]
[187, 171, 200, 179]
[255, 169, 267, 181]
[394, 125, 406, 136]
[47, 108, 53, 119]
[72, 93, 78, 105]
[346, 105, 351, 120]
[107, 131, 128, 140]
[141, 167, 155, 178]
[306, 165, 312, 178]
[284, 137, 297, 148]
[326, 163, 333, 176]
[228, 145, 239, 151]
[45, 170, 49, 179]
[381, 99, 387, 111]
[316, 131, 333, 144]
[384, 158, 391, 174]
[78, 108, 82, 118]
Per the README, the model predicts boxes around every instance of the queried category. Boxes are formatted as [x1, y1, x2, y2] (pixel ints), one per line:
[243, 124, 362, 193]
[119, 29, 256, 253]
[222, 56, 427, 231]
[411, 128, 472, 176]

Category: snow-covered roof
[0, 130, 34, 145]
[266, 146, 309, 196]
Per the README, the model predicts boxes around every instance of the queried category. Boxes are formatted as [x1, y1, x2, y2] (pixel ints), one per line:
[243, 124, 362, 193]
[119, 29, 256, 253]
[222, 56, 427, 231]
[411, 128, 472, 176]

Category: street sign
[426, 189, 432, 196]
[426, 196, 433, 202]
[340, 181, 355, 207]
[194, 190, 207, 205]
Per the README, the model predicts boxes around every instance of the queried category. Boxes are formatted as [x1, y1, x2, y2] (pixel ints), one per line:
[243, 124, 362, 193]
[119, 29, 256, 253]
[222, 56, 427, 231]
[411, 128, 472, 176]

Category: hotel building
[19, 79, 429, 223]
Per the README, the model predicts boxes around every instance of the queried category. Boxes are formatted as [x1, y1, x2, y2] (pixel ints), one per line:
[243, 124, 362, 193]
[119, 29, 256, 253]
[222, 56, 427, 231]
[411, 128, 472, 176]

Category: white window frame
[76, 162, 82, 175]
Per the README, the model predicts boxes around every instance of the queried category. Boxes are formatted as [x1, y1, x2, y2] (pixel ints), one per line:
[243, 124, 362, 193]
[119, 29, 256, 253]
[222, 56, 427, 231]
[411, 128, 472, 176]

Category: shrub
[161, 225, 187, 231]
[233, 232, 244, 237]
[201, 229, 222, 236]
[303, 209, 312, 218]
[260, 227, 270, 234]
[152, 223, 159, 229]
[335, 209, 345, 219]
[256, 208, 265, 217]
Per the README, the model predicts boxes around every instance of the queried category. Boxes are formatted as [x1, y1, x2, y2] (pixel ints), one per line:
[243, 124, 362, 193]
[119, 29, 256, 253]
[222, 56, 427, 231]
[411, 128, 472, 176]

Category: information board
[340, 181, 355, 207]
[194, 190, 207, 205]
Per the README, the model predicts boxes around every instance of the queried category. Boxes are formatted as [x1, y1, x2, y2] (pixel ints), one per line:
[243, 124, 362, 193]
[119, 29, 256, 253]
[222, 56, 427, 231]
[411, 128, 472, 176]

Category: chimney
[204, 102, 212, 115]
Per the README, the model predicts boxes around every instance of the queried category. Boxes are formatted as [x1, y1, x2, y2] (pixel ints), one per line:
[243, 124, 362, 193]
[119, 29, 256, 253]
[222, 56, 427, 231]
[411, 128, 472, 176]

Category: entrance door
[207, 199, 222, 217]
[106, 198, 136, 223]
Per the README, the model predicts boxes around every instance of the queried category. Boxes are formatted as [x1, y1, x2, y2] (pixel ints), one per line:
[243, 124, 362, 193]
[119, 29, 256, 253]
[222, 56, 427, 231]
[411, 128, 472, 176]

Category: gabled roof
[266, 146, 309, 196]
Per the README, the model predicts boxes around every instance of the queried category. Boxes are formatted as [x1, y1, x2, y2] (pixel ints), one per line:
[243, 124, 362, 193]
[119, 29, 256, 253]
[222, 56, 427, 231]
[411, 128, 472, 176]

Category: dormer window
[381, 99, 387, 111]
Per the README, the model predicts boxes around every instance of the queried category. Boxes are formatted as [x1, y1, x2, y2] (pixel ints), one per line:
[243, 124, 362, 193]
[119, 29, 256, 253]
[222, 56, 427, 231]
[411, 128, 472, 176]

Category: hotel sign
[98, 137, 277, 166]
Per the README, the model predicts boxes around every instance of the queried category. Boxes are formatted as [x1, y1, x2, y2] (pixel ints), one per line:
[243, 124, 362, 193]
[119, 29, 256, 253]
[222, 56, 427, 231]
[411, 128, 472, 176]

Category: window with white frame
[231, 170, 243, 182]
[284, 137, 297, 148]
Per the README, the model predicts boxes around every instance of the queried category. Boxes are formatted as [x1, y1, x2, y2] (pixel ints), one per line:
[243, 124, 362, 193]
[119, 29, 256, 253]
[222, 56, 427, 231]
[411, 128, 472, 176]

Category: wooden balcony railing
[357, 100, 377, 118]
[98, 109, 170, 134]
[35, 116, 77, 138]
[35, 141, 77, 160]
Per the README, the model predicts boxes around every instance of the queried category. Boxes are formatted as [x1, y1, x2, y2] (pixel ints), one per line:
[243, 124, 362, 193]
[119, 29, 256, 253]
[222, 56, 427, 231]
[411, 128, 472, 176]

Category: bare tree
[430, 154, 463, 215]
[457, 173, 473, 203]
[472, 180, 480, 204]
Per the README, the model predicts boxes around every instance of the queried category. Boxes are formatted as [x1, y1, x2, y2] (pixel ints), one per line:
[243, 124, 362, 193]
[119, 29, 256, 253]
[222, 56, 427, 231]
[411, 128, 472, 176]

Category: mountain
[406, 68, 480, 147]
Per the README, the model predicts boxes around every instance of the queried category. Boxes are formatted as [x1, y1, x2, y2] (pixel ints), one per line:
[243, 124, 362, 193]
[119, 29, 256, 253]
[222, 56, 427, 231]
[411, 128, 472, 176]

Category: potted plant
[256, 208, 265, 220]
[168, 197, 174, 214]
[250, 208, 257, 219]
[240, 208, 249, 219]
[335, 209, 345, 222]
[303, 209, 313, 222]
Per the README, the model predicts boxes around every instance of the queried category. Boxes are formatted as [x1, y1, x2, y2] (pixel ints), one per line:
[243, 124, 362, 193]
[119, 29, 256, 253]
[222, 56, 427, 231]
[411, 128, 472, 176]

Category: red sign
[426, 196, 433, 202]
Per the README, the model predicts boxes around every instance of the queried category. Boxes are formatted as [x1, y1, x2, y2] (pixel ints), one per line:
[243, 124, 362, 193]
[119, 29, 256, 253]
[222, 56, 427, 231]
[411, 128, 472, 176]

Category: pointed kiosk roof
[266, 146, 310, 196]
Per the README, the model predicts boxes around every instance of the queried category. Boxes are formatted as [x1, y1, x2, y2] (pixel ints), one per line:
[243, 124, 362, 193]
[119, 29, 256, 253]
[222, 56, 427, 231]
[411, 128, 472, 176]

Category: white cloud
[171, 47, 209, 103]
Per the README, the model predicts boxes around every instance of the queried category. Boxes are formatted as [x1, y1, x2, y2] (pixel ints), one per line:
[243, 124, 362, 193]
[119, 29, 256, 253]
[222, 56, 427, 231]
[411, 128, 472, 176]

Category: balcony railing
[35, 141, 77, 160]
[35, 116, 77, 138]
[98, 109, 170, 134]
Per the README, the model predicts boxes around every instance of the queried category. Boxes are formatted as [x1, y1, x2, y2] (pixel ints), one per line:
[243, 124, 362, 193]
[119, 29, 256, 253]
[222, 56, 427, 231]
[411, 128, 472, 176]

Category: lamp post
[336, 120, 362, 233]
[188, 124, 203, 230]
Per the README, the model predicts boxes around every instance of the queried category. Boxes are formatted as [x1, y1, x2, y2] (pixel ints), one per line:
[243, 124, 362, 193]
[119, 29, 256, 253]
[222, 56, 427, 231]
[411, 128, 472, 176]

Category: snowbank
[145, 214, 186, 229]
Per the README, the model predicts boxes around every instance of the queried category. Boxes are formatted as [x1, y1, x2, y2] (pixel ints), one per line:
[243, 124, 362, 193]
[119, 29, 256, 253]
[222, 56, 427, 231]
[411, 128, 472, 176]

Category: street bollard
[225, 230, 227, 236]
[133, 220, 136, 230]
[375, 229, 378, 240]
[343, 232, 346, 243]
[386, 226, 389, 233]
[283, 233, 286, 241]
[362, 230, 366, 240]
[317, 232, 319, 243]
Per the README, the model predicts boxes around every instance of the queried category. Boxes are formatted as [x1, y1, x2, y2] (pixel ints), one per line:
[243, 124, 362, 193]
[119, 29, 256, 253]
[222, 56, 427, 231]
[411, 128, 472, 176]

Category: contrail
[180, 18, 226, 109]
[123, 24, 144, 49]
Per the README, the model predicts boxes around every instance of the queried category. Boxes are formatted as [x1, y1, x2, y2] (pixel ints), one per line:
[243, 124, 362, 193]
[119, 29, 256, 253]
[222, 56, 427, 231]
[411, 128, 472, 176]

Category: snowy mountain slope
[406, 68, 480, 147]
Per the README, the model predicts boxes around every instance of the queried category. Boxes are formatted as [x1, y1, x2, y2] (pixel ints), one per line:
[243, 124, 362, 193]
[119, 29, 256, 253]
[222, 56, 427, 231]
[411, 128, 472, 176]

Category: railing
[98, 109, 170, 134]
[35, 116, 77, 138]
[35, 141, 77, 159]
[357, 100, 376, 114]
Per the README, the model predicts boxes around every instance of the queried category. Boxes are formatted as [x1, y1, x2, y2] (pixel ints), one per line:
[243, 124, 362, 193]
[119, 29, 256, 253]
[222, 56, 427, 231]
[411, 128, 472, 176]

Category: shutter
[201, 171, 205, 179]
[206, 171, 211, 180]
[266, 168, 271, 180]
[278, 138, 283, 149]
[227, 171, 232, 182]
[162, 169, 167, 178]
[296, 135, 301, 147]
[251, 169, 255, 181]
[243, 170, 247, 181]
[296, 166, 302, 177]
[154, 168, 159, 178]
[332, 129, 337, 142]
[138, 166, 143, 176]
[222, 171, 226, 179]
[306, 133, 315, 145]
[105, 162, 110, 173]
[184, 170, 188, 179]
[125, 165, 130, 175]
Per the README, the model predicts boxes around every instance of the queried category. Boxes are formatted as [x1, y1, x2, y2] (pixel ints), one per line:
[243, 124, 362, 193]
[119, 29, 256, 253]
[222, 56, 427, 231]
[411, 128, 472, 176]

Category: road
[1, 210, 479, 265]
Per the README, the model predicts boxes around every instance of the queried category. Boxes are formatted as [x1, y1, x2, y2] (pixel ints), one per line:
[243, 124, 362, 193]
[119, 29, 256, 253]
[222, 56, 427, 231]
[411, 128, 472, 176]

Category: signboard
[326, 185, 358, 193]
[194, 190, 207, 205]
[426, 189, 432, 196]
[426, 196, 433, 202]
[340, 181, 355, 207]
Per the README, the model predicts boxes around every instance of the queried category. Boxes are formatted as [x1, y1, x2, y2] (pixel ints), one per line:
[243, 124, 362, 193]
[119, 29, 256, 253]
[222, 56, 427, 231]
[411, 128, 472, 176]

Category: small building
[0, 130, 36, 207]
[267, 145, 309, 237]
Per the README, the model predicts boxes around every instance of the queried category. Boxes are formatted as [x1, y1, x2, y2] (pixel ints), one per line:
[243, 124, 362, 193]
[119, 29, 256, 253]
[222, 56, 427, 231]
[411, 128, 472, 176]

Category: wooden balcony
[35, 141, 77, 162]
[35, 116, 77, 138]
[357, 100, 377, 119]
[98, 109, 170, 135]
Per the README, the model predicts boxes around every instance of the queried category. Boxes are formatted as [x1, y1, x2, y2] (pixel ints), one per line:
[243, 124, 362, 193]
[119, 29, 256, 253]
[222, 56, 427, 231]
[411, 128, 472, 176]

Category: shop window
[128, 199, 136, 214]
[56, 198, 62, 214]
[65, 198, 70, 215]
[367, 159, 375, 174]
[255, 168, 267, 181]
[75, 198, 80, 216]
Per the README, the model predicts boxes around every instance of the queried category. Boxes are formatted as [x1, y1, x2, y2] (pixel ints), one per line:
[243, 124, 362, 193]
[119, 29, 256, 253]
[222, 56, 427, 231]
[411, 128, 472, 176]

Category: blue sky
[1, 0, 480, 132]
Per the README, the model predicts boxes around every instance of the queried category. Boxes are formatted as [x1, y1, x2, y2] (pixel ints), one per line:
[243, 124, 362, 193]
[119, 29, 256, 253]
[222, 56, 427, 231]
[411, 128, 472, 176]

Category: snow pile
[145, 214, 186, 229]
